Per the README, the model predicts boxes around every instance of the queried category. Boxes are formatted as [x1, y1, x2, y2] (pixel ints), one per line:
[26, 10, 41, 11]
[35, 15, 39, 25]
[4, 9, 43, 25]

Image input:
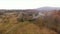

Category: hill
[0, 7, 60, 34]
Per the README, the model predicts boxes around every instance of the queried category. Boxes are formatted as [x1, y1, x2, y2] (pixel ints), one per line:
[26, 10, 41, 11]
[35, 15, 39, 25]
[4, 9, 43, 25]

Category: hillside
[0, 7, 60, 34]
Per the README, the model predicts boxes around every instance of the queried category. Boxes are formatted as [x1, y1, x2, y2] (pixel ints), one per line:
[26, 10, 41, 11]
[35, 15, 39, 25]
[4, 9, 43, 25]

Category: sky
[0, 0, 60, 9]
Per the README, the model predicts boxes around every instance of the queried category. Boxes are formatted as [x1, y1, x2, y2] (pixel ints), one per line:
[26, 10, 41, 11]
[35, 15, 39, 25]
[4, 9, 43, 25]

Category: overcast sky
[0, 0, 60, 9]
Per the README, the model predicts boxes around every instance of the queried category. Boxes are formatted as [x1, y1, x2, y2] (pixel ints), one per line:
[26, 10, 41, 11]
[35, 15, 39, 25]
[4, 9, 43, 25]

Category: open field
[0, 10, 60, 34]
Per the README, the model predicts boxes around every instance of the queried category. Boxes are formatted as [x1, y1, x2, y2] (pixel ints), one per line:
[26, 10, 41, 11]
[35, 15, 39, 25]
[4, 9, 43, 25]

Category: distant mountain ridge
[36, 7, 60, 12]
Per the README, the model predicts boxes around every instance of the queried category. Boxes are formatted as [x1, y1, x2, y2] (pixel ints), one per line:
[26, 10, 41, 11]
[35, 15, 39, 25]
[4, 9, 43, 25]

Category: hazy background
[0, 0, 60, 9]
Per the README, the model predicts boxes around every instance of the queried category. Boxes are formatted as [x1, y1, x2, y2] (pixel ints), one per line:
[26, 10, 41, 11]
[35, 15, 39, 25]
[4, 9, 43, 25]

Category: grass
[0, 12, 58, 34]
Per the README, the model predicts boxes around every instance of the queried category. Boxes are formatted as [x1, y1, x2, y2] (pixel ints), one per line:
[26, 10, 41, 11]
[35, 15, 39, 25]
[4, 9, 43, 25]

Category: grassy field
[0, 11, 58, 34]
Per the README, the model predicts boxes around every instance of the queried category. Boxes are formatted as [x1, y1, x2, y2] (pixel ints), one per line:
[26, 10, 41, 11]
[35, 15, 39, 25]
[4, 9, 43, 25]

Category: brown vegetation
[0, 10, 60, 34]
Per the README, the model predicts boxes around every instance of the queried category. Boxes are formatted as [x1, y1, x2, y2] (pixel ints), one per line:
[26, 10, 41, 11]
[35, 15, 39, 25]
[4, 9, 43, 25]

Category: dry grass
[0, 12, 58, 34]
